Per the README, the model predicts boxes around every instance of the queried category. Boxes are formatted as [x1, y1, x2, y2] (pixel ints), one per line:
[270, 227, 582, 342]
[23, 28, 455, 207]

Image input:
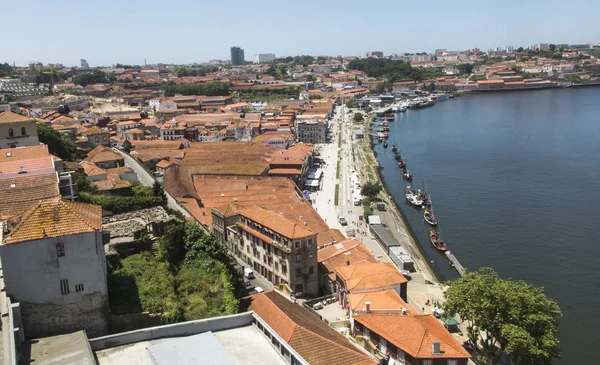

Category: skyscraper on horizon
[80, 59, 89, 69]
[230, 46, 245, 65]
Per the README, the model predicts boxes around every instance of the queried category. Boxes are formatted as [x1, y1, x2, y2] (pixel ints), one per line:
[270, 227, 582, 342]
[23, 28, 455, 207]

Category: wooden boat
[429, 229, 447, 251]
[395, 154, 401, 161]
[378, 136, 383, 142]
[391, 143, 397, 153]
[403, 170, 412, 181]
[383, 141, 388, 148]
[417, 189, 431, 205]
[397, 160, 405, 168]
[424, 209, 437, 226]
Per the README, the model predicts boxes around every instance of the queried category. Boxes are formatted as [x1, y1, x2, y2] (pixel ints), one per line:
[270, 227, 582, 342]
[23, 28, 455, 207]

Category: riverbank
[356, 113, 440, 284]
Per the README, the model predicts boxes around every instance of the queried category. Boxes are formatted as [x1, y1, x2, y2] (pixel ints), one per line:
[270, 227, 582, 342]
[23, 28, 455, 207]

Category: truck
[244, 267, 255, 279]
[338, 216, 348, 226]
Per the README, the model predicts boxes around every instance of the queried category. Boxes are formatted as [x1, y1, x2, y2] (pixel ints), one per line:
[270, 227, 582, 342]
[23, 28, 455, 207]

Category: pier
[445, 251, 466, 276]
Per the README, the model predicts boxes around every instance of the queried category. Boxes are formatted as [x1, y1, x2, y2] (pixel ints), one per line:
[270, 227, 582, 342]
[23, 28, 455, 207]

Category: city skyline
[3, 0, 600, 66]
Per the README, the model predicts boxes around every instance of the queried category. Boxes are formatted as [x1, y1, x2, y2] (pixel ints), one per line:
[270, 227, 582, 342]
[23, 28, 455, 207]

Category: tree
[360, 181, 382, 199]
[176, 66, 190, 77]
[345, 99, 354, 109]
[517, 47, 524, 52]
[0, 63, 13, 77]
[37, 124, 76, 161]
[153, 181, 167, 203]
[353, 113, 364, 123]
[549, 44, 556, 54]
[375, 82, 386, 94]
[457, 63, 474, 75]
[443, 268, 561, 365]
[73, 69, 109, 86]
[156, 219, 186, 265]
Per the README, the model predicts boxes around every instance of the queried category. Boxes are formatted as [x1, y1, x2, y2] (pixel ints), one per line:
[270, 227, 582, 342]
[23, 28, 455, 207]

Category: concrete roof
[29, 330, 96, 365]
[95, 326, 286, 365]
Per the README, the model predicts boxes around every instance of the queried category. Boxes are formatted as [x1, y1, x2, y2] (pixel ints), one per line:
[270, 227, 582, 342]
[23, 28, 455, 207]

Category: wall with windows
[0, 231, 108, 338]
[0, 121, 39, 148]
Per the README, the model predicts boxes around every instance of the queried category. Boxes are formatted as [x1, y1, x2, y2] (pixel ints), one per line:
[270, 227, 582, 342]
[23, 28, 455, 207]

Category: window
[21, 127, 26, 136]
[309, 252, 313, 259]
[422, 360, 432, 365]
[308, 266, 314, 275]
[295, 268, 302, 278]
[8, 128, 14, 137]
[364, 327, 370, 340]
[296, 254, 301, 263]
[275, 262, 279, 271]
[75, 283, 84, 292]
[447, 361, 457, 365]
[56, 243, 65, 257]
[282, 264, 287, 274]
[295, 241, 300, 249]
[397, 349, 406, 364]
[60, 279, 70, 295]
[380, 338, 387, 354]
[308, 239, 313, 246]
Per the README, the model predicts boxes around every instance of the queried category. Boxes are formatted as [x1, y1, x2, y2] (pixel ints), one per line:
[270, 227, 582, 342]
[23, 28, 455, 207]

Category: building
[84, 127, 110, 147]
[149, 98, 177, 111]
[215, 205, 319, 296]
[160, 120, 187, 141]
[253, 53, 276, 63]
[366, 51, 384, 58]
[0, 78, 49, 98]
[296, 119, 327, 144]
[0, 199, 108, 338]
[231, 46, 245, 66]
[85, 145, 124, 169]
[0, 111, 39, 148]
[249, 291, 377, 365]
[534, 43, 550, 51]
[81, 59, 89, 69]
[353, 313, 471, 365]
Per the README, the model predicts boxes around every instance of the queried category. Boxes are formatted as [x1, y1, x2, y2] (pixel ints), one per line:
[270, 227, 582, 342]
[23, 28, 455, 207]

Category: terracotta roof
[86, 146, 123, 163]
[6, 199, 101, 244]
[0, 156, 54, 174]
[0, 145, 49, 162]
[0, 111, 32, 124]
[155, 159, 174, 169]
[249, 291, 376, 365]
[268, 168, 302, 175]
[318, 238, 377, 272]
[335, 262, 407, 291]
[91, 179, 131, 191]
[0, 173, 60, 219]
[238, 205, 315, 239]
[353, 313, 471, 359]
[348, 289, 415, 312]
[84, 126, 106, 136]
[80, 162, 106, 176]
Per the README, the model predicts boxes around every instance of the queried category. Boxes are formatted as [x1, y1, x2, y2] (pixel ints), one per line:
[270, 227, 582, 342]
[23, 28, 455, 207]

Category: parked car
[244, 267, 255, 279]
[338, 216, 348, 226]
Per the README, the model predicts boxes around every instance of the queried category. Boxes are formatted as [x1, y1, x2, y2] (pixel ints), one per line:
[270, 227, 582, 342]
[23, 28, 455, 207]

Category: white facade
[149, 99, 177, 111]
[253, 53, 276, 63]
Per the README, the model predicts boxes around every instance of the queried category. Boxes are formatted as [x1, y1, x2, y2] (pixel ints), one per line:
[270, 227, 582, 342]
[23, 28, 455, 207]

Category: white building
[0, 199, 108, 338]
[149, 98, 177, 111]
[296, 120, 328, 144]
[81, 59, 89, 69]
[0, 78, 49, 97]
[253, 53, 276, 63]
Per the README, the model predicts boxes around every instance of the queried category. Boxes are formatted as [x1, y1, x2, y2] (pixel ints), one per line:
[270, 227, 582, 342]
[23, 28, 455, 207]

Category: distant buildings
[365, 51, 384, 58]
[296, 119, 328, 144]
[231, 46, 245, 66]
[81, 59, 89, 69]
[253, 53, 276, 63]
[0, 78, 49, 98]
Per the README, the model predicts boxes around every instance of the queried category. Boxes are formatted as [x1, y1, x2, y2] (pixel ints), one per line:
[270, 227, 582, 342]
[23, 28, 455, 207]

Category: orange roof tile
[0, 145, 49, 162]
[86, 146, 123, 163]
[91, 179, 131, 191]
[353, 313, 471, 359]
[0, 173, 60, 219]
[237, 205, 315, 239]
[0, 156, 54, 174]
[0, 111, 32, 124]
[335, 262, 407, 290]
[249, 291, 377, 365]
[6, 199, 101, 244]
[318, 238, 377, 272]
[348, 289, 415, 312]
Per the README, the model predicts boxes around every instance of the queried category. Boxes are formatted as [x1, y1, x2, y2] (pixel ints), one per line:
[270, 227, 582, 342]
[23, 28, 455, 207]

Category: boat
[417, 189, 431, 206]
[423, 203, 438, 226]
[378, 136, 383, 143]
[403, 169, 412, 181]
[391, 143, 397, 153]
[429, 229, 447, 251]
[383, 141, 388, 148]
[397, 160, 405, 168]
[405, 186, 423, 207]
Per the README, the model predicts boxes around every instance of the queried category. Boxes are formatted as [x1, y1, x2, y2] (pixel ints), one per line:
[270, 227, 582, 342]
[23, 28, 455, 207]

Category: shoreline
[357, 114, 440, 284]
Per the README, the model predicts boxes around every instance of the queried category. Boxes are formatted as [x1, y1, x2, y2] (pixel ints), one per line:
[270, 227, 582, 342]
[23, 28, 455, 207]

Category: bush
[79, 192, 164, 213]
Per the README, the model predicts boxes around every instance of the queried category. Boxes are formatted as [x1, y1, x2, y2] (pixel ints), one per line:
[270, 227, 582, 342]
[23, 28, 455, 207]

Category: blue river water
[373, 87, 600, 364]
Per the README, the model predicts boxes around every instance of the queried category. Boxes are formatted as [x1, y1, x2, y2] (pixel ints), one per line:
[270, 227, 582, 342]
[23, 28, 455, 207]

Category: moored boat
[403, 170, 412, 181]
[424, 209, 437, 226]
[405, 186, 423, 207]
[383, 141, 388, 148]
[391, 143, 397, 153]
[429, 229, 447, 251]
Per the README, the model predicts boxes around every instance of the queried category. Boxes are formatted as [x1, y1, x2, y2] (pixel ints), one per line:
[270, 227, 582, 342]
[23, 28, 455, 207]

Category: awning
[441, 316, 460, 326]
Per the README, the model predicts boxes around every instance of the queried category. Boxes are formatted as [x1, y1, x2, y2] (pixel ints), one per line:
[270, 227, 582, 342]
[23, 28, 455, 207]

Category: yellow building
[0, 111, 39, 148]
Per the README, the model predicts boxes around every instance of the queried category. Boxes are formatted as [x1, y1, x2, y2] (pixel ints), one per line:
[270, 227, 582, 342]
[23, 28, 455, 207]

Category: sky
[2, 0, 599, 67]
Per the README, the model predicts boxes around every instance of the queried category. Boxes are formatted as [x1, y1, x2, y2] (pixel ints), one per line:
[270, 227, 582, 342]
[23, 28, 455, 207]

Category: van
[244, 267, 255, 279]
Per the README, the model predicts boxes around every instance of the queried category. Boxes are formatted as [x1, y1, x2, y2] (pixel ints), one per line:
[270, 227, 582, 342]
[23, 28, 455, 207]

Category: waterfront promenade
[310, 105, 449, 319]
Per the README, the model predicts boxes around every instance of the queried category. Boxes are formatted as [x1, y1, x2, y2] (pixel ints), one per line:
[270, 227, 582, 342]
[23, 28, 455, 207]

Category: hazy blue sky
[3, 0, 599, 67]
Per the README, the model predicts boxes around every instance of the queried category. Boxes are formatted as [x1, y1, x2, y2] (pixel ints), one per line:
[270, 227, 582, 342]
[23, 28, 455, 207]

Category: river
[373, 87, 600, 364]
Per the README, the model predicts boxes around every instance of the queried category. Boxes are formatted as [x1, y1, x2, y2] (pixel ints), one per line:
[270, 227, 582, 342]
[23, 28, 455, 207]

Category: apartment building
[0, 111, 39, 148]
[214, 205, 319, 296]
[296, 120, 328, 144]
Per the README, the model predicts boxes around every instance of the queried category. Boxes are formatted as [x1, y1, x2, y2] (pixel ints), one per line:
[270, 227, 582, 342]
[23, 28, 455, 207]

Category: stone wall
[20, 292, 107, 339]
[102, 206, 173, 238]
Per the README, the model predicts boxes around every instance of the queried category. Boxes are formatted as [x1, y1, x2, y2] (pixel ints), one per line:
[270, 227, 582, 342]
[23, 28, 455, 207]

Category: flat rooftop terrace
[95, 325, 286, 365]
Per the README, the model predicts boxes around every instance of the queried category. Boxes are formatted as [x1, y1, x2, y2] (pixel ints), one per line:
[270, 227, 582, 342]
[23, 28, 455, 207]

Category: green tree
[156, 219, 186, 266]
[375, 82, 386, 94]
[360, 181, 382, 199]
[37, 123, 76, 161]
[0, 63, 13, 77]
[353, 113, 364, 123]
[517, 47, 524, 52]
[345, 99, 354, 109]
[176, 66, 190, 77]
[457, 63, 474, 75]
[132, 183, 153, 197]
[152, 181, 167, 203]
[73, 69, 109, 86]
[443, 268, 561, 365]
[549, 44, 556, 54]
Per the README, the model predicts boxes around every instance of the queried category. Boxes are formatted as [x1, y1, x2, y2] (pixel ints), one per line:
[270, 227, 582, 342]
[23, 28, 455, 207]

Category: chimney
[365, 301, 370, 313]
[432, 341, 441, 354]
[18, 166, 26, 174]
[401, 307, 407, 315]
[346, 260, 350, 266]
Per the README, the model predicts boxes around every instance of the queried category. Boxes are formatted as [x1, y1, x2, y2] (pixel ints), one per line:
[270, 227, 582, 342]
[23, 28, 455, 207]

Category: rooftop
[0, 111, 33, 124]
[237, 205, 315, 239]
[318, 238, 377, 272]
[353, 313, 471, 359]
[335, 262, 407, 291]
[27, 330, 95, 365]
[249, 291, 376, 365]
[0, 172, 60, 219]
[5, 199, 102, 244]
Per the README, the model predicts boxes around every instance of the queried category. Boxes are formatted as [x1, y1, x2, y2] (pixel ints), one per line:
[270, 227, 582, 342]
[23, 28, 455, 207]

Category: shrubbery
[79, 192, 163, 213]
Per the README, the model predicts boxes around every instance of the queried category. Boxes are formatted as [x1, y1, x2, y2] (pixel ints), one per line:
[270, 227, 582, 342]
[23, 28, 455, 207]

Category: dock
[445, 251, 466, 276]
